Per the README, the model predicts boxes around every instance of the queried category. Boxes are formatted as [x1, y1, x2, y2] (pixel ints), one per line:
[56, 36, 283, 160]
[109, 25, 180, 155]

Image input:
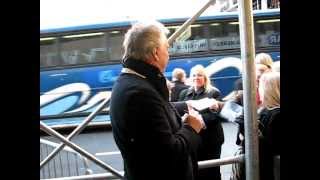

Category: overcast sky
[40, 0, 225, 29]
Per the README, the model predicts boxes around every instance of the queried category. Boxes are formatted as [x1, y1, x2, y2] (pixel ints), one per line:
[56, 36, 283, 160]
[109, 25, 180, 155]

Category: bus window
[105, 30, 125, 61]
[60, 32, 106, 65]
[40, 37, 60, 67]
[255, 18, 280, 47]
[209, 21, 240, 51]
[169, 24, 208, 55]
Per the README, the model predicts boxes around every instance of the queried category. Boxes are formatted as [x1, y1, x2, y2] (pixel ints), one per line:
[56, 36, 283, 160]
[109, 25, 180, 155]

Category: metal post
[40, 121, 124, 179]
[40, 97, 109, 168]
[238, 0, 259, 180]
[168, 0, 216, 45]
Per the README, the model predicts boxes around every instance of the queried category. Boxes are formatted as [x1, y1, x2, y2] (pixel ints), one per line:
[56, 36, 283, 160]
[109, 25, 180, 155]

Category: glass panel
[208, 21, 240, 50]
[60, 32, 107, 65]
[40, 37, 59, 68]
[255, 18, 280, 47]
[169, 24, 208, 55]
[106, 30, 125, 61]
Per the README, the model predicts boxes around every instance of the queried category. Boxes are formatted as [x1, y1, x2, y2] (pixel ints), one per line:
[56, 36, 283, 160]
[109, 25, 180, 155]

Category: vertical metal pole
[238, 0, 259, 180]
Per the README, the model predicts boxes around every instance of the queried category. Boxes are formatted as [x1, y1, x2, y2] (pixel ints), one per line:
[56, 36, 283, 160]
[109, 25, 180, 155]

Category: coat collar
[123, 57, 169, 100]
[123, 57, 163, 79]
[185, 86, 205, 97]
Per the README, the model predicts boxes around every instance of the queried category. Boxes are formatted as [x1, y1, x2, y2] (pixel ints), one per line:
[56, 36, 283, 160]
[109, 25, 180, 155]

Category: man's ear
[152, 48, 159, 61]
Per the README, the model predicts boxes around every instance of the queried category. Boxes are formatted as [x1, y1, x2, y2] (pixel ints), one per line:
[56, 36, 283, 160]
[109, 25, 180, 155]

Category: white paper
[220, 101, 243, 122]
[187, 97, 218, 111]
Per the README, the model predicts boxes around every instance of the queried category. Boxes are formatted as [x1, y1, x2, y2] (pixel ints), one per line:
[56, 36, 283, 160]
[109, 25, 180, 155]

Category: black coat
[179, 86, 225, 180]
[170, 81, 190, 102]
[235, 107, 280, 180]
[179, 86, 225, 146]
[110, 58, 201, 180]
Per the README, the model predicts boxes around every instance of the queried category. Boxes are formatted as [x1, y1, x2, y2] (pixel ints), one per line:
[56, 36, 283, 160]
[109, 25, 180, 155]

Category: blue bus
[40, 9, 279, 128]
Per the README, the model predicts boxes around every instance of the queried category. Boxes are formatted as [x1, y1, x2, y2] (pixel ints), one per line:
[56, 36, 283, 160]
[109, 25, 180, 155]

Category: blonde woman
[179, 64, 224, 180]
[257, 71, 280, 180]
[255, 53, 274, 106]
[234, 71, 280, 180]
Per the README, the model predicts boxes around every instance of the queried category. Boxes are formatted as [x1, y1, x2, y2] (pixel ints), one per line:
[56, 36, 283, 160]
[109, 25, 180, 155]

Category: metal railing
[41, 155, 244, 180]
[40, 139, 92, 179]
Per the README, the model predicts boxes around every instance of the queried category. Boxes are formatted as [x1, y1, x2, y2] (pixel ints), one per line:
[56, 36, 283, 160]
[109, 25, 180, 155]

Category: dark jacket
[170, 81, 190, 102]
[179, 86, 225, 145]
[235, 107, 280, 180]
[179, 86, 224, 180]
[258, 107, 280, 180]
[110, 58, 201, 180]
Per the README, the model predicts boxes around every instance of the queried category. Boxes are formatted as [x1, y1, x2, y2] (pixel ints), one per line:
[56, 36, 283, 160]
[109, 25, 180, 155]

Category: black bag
[230, 145, 245, 180]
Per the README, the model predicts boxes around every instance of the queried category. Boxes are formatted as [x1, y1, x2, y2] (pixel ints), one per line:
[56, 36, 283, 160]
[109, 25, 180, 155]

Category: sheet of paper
[187, 97, 217, 111]
[220, 101, 243, 122]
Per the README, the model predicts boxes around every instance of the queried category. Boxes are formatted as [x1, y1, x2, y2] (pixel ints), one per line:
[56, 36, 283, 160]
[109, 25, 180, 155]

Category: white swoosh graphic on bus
[40, 83, 90, 107]
[65, 91, 112, 113]
[205, 57, 242, 77]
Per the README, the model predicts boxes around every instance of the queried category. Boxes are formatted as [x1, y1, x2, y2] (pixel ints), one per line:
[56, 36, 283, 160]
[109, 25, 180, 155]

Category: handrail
[40, 138, 92, 178]
[40, 155, 244, 180]
[41, 172, 124, 180]
[40, 121, 124, 179]
[40, 97, 109, 168]
[40, 138, 76, 153]
[198, 154, 244, 169]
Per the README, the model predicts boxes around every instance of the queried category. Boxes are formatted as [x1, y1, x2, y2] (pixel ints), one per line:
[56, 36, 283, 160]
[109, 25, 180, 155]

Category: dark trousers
[197, 145, 221, 180]
[196, 123, 223, 180]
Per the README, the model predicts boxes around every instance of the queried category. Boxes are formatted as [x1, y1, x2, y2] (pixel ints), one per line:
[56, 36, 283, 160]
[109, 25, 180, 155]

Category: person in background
[234, 71, 280, 180]
[223, 78, 243, 107]
[255, 53, 274, 106]
[179, 64, 224, 180]
[170, 68, 190, 102]
[110, 20, 205, 180]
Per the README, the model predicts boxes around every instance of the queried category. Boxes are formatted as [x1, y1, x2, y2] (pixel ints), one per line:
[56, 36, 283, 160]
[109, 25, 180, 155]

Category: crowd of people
[110, 20, 280, 180]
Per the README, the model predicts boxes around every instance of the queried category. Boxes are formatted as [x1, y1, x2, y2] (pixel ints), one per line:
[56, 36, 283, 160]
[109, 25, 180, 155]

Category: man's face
[156, 34, 169, 72]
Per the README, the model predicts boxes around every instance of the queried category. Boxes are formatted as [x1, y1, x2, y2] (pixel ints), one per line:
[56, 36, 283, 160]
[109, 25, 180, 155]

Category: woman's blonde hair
[122, 20, 169, 61]
[259, 71, 280, 109]
[255, 53, 274, 69]
[189, 64, 213, 91]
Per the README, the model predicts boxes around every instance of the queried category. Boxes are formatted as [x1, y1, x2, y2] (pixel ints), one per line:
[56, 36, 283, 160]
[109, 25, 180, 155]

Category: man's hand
[182, 107, 205, 133]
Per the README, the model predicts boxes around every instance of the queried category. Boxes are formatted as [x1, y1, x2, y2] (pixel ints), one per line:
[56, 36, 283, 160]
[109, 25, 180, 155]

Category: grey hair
[172, 68, 186, 82]
[122, 20, 169, 62]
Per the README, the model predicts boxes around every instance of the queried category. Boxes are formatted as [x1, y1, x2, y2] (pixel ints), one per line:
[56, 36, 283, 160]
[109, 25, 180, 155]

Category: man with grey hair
[170, 68, 190, 102]
[110, 20, 204, 180]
